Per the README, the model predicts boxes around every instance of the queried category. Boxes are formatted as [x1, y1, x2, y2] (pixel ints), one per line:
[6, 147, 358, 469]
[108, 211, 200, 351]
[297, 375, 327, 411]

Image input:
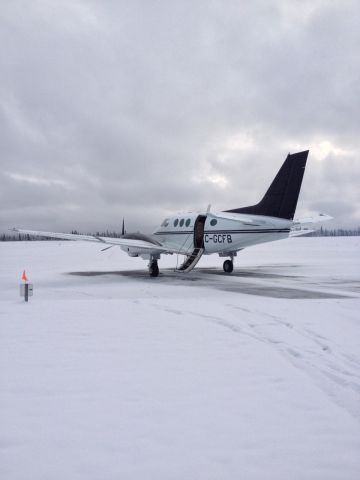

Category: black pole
[25, 283, 29, 302]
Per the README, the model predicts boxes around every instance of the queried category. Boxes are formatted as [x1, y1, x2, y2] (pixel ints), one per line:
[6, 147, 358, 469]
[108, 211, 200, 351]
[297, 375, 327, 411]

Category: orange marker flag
[21, 270, 28, 282]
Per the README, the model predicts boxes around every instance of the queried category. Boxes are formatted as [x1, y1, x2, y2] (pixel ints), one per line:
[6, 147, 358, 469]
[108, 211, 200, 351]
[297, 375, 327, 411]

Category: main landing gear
[148, 258, 159, 277]
[223, 259, 234, 273]
[221, 252, 236, 273]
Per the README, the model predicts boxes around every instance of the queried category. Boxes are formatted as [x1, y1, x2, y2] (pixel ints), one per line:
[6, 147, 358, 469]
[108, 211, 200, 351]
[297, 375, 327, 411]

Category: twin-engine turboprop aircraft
[13, 150, 330, 277]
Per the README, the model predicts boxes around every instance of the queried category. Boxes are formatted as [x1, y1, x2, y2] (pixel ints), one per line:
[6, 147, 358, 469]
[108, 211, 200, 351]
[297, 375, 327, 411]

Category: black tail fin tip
[226, 150, 309, 220]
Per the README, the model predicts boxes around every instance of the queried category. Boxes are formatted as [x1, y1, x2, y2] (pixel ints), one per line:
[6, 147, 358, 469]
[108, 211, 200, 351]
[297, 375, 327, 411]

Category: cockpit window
[179, 219, 184, 227]
[174, 219, 179, 227]
[185, 219, 191, 227]
[161, 219, 169, 227]
[210, 219, 217, 226]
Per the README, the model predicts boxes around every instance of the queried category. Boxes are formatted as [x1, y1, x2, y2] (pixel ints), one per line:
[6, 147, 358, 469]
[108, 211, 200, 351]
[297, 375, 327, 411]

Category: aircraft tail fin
[226, 150, 309, 220]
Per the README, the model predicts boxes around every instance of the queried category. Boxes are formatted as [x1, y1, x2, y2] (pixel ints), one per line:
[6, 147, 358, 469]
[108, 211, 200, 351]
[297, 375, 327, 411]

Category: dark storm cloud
[0, 0, 359, 233]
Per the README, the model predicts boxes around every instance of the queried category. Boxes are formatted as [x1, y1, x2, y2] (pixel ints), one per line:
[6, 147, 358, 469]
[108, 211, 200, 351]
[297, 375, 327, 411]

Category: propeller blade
[101, 245, 114, 252]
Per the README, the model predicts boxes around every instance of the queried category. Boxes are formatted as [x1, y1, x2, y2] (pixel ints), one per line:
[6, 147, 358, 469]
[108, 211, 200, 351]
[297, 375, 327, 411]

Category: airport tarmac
[1, 237, 360, 479]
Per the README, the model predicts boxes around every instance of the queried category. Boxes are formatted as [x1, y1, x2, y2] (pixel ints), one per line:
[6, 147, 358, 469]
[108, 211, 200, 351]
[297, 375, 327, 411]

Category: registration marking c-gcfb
[204, 234, 232, 243]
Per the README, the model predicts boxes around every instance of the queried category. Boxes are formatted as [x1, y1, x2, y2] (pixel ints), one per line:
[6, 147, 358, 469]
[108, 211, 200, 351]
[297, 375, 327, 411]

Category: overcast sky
[1, 0, 359, 233]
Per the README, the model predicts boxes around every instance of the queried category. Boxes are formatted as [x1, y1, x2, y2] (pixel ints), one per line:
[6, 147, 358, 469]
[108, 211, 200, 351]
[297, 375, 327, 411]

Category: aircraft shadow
[67, 267, 349, 300]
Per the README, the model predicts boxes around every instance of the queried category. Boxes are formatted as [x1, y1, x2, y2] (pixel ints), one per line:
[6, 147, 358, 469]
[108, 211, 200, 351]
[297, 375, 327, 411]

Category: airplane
[12, 150, 331, 277]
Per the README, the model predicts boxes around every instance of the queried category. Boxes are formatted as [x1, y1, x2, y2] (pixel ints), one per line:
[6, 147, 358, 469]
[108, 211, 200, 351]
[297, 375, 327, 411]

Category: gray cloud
[0, 0, 359, 233]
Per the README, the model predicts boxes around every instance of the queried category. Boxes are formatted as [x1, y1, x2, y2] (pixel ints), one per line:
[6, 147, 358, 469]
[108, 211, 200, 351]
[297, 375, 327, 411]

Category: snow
[1, 237, 360, 479]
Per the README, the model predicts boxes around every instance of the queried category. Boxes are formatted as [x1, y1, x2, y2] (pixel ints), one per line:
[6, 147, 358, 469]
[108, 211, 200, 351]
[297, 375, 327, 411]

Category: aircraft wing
[11, 228, 169, 253]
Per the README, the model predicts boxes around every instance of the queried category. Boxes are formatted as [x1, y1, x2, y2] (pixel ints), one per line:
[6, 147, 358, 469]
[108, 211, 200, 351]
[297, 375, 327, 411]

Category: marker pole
[25, 283, 29, 302]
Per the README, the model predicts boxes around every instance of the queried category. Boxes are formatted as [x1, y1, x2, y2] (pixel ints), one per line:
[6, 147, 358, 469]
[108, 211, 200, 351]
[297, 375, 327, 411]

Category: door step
[177, 248, 204, 273]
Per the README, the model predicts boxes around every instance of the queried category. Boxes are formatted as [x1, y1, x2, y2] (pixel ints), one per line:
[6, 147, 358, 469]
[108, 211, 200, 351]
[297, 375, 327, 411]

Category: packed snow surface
[1, 237, 360, 479]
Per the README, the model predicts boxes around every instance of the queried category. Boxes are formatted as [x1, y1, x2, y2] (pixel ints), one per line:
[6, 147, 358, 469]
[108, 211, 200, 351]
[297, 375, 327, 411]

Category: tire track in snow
[225, 303, 360, 421]
[150, 300, 360, 421]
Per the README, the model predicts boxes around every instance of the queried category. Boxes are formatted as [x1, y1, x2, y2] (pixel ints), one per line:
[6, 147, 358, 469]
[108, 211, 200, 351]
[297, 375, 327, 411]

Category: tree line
[1, 227, 360, 241]
[304, 227, 360, 237]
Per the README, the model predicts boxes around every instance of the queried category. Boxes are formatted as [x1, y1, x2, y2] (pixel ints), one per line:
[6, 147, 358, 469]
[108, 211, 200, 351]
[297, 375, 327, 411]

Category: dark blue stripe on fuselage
[155, 229, 291, 235]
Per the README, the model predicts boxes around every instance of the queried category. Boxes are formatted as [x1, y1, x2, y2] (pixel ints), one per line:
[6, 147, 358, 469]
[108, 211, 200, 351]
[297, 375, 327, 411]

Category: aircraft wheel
[149, 261, 159, 277]
[223, 259, 234, 273]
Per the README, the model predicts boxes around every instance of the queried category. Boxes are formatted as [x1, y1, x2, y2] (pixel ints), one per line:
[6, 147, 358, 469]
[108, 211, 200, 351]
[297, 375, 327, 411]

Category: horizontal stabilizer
[289, 228, 315, 237]
[293, 213, 333, 225]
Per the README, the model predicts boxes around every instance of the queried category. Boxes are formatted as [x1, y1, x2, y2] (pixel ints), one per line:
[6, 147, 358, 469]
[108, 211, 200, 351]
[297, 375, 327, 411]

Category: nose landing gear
[148, 257, 159, 277]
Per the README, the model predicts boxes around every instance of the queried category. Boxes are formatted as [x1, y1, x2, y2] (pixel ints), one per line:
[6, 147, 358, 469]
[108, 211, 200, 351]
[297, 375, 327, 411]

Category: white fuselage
[153, 211, 292, 256]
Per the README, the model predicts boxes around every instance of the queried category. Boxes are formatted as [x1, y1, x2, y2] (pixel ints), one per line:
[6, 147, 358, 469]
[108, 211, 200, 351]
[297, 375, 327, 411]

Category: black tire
[149, 261, 159, 277]
[223, 259, 233, 273]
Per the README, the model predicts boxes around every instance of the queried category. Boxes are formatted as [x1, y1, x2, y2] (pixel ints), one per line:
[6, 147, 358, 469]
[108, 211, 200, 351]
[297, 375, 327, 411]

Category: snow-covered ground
[1, 237, 360, 480]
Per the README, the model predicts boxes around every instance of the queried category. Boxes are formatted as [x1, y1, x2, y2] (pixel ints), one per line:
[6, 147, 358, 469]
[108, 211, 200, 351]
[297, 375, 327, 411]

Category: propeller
[101, 218, 125, 252]
[101, 245, 114, 252]
[101, 218, 126, 252]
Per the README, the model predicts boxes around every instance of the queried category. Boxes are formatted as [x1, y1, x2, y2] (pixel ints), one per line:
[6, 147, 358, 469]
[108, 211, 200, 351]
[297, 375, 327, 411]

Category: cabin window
[185, 219, 191, 227]
[174, 219, 179, 227]
[210, 219, 217, 226]
[179, 219, 184, 227]
[161, 219, 169, 227]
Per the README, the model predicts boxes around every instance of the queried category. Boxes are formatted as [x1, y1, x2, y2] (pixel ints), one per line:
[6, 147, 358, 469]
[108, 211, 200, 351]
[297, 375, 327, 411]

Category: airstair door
[194, 215, 207, 248]
[176, 215, 207, 273]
